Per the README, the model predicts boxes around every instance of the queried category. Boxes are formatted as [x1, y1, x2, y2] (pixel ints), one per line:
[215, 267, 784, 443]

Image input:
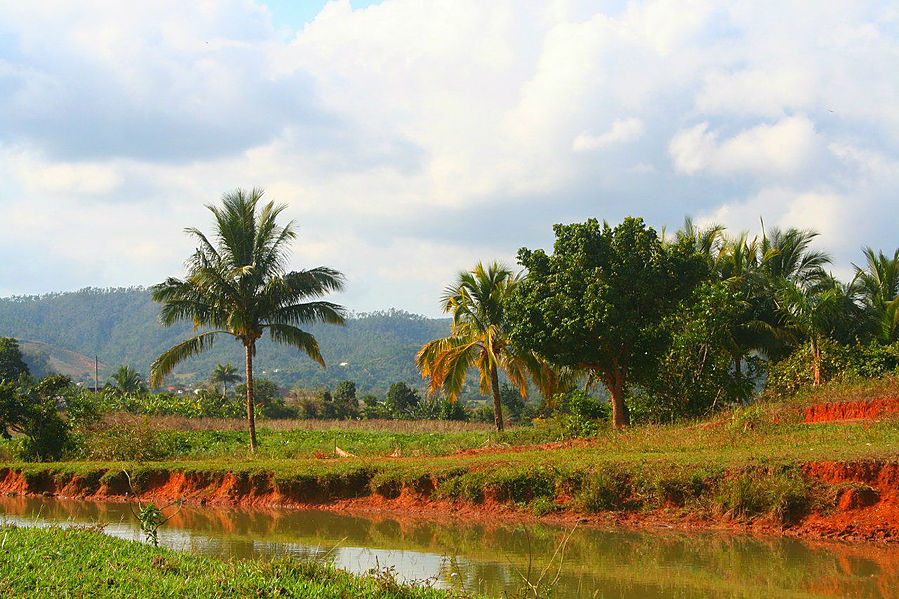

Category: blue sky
[262, 0, 384, 31]
[0, 1, 897, 316]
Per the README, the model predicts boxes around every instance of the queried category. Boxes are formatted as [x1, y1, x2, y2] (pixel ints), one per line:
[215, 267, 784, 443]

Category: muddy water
[1, 496, 896, 598]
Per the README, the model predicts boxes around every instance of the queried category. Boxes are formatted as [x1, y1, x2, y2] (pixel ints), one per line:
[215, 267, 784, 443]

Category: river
[1, 495, 895, 598]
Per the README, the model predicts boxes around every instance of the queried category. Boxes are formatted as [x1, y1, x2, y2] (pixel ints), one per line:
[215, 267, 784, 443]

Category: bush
[1, 375, 73, 461]
[577, 467, 630, 511]
[715, 469, 810, 524]
[537, 390, 609, 439]
[766, 340, 899, 397]
[78, 418, 168, 461]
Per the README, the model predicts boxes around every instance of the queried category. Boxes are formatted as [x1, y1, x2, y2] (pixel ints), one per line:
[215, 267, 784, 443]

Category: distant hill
[0, 288, 451, 395]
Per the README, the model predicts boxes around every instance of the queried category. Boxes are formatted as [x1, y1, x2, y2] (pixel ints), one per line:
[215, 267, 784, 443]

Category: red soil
[3, 459, 899, 543]
[804, 398, 899, 423]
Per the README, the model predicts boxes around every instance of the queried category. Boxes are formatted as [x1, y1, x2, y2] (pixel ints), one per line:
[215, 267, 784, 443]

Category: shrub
[715, 469, 810, 524]
[1, 375, 73, 461]
[577, 467, 630, 511]
[766, 340, 899, 397]
[79, 418, 168, 461]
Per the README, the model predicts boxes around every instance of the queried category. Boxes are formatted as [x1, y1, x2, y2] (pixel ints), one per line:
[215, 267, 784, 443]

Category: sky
[0, 0, 897, 317]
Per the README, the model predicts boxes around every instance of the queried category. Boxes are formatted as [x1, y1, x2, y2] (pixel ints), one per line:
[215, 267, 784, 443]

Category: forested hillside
[0, 288, 449, 394]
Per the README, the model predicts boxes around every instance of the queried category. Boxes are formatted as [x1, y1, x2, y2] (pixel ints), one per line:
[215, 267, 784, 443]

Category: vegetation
[0, 337, 29, 382]
[417, 262, 551, 431]
[210, 362, 241, 395]
[507, 217, 705, 426]
[108, 364, 148, 396]
[149, 188, 346, 451]
[0, 526, 468, 599]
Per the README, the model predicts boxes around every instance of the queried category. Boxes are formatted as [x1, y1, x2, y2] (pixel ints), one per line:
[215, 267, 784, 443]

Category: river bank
[2, 454, 897, 544]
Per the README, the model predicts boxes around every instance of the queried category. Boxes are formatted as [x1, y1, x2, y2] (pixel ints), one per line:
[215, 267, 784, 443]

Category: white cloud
[669, 116, 819, 176]
[0, 0, 897, 313]
[573, 118, 645, 152]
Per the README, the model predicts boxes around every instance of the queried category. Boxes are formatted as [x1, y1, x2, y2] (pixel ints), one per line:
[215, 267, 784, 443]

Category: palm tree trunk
[812, 340, 821, 386]
[245, 342, 258, 452]
[490, 364, 504, 432]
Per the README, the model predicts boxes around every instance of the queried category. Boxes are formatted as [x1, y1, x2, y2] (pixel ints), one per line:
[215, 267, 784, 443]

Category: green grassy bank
[0, 525, 474, 599]
[2, 379, 899, 528]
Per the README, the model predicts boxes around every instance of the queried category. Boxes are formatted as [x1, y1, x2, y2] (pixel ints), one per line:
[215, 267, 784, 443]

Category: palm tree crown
[108, 365, 147, 396]
[211, 362, 242, 395]
[150, 188, 346, 450]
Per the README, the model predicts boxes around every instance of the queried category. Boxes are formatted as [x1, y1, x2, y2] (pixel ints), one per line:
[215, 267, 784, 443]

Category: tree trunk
[734, 356, 742, 379]
[609, 381, 629, 428]
[812, 341, 821, 386]
[490, 364, 504, 432]
[245, 342, 258, 452]
[609, 362, 629, 428]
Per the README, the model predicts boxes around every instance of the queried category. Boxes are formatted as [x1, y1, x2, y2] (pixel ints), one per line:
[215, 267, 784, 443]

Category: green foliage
[576, 467, 631, 511]
[0, 526, 462, 599]
[765, 340, 899, 396]
[210, 362, 241, 394]
[715, 469, 811, 524]
[107, 364, 148, 396]
[385, 382, 420, 416]
[90, 389, 244, 419]
[633, 282, 754, 422]
[538, 390, 609, 439]
[509, 217, 706, 426]
[409, 395, 469, 421]
[235, 379, 296, 419]
[0, 337, 29, 382]
[0, 374, 72, 461]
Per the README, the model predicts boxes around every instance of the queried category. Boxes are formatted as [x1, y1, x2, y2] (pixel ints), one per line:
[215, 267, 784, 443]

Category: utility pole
[94, 356, 99, 392]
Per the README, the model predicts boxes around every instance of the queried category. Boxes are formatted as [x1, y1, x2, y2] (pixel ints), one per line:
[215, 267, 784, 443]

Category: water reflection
[1, 496, 896, 598]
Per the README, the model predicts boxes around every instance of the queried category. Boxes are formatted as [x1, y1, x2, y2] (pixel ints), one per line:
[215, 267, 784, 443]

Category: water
[1, 495, 896, 598]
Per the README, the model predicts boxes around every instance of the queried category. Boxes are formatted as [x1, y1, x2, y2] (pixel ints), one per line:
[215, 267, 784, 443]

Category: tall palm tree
[416, 261, 550, 432]
[211, 363, 241, 395]
[149, 188, 346, 451]
[108, 365, 147, 396]
[854, 247, 899, 343]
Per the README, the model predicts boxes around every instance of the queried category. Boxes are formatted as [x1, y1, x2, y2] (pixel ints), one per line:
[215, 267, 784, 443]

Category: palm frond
[150, 331, 229, 386]
[265, 323, 325, 367]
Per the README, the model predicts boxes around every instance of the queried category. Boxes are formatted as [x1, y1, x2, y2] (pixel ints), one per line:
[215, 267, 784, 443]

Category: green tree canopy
[0, 337, 29, 382]
[384, 382, 420, 417]
[507, 217, 706, 427]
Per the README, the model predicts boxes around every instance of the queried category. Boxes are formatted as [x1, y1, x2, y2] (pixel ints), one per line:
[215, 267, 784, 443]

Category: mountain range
[0, 288, 450, 395]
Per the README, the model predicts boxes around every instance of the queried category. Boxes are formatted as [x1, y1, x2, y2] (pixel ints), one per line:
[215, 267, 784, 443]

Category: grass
[2, 377, 899, 526]
[0, 525, 477, 599]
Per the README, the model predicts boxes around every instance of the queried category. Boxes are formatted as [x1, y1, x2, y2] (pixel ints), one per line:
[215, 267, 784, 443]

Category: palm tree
[854, 247, 899, 343]
[211, 363, 241, 395]
[775, 278, 849, 385]
[759, 224, 831, 286]
[108, 365, 147, 396]
[149, 188, 346, 451]
[416, 261, 551, 432]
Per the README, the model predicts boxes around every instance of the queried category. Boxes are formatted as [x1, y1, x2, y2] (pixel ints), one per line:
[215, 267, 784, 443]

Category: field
[2, 377, 899, 542]
[0, 525, 473, 599]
